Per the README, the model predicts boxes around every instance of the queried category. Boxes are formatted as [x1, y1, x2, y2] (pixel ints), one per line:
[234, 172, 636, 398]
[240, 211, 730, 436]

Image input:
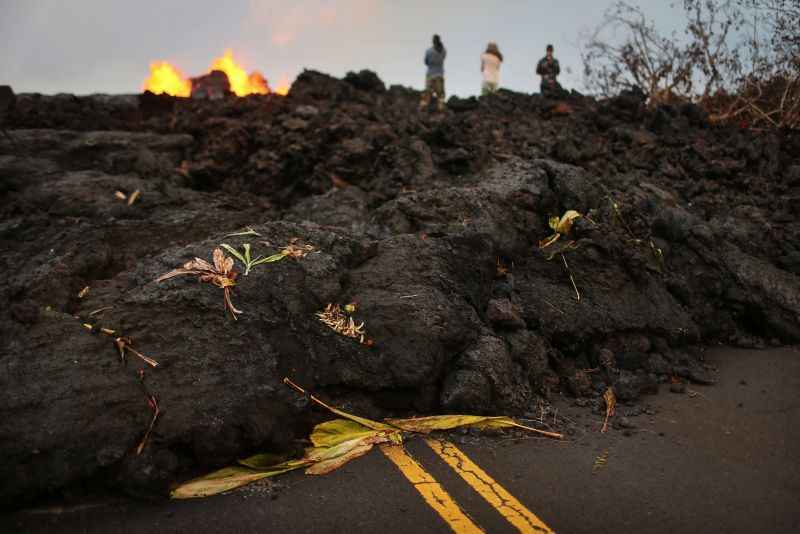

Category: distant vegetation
[581, 0, 799, 129]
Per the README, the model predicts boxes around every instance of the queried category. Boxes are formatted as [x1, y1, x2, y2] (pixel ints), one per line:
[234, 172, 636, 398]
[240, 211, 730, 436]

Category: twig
[82, 323, 159, 367]
[225, 227, 261, 237]
[543, 298, 566, 316]
[116, 338, 160, 368]
[136, 371, 160, 455]
[561, 253, 581, 301]
[504, 421, 564, 439]
[284, 377, 340, 414]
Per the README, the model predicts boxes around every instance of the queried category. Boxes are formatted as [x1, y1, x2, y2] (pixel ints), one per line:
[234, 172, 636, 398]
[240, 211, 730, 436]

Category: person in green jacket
[536, 44, 562, 97]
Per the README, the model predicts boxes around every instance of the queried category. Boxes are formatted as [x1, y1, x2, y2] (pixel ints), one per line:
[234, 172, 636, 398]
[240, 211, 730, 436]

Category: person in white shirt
[480, 42, 503, 95]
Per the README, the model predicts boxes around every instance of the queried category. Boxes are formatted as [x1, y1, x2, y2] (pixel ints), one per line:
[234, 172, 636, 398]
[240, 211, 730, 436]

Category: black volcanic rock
[1, 69, 798, 505]
[0, 85, 15, 118]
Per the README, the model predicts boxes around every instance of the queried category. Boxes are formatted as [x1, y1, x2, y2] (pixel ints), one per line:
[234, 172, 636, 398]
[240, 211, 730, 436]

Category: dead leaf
[127, 189, 140, 206]
[280, 241, 315, 259]
[316, 304, 370, 345]
[156, 248, 241, 320]
[387, 415, 563, 439]
[540, 210, 582, 250]
[171, 466, 294, 499]
[170, 380, 563, 499]
[78, 286, 90, 298]
[601, 387, 616, 433]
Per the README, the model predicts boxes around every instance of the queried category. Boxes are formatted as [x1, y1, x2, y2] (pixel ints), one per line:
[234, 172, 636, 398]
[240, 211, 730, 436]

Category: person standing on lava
[420, 34, 447, 112]
[536, 44, 562, 97]
[480, 41, 504, 95]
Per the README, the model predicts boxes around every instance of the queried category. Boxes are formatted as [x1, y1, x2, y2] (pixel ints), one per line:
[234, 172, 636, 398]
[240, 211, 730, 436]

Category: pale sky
[0, 0, 683, 96]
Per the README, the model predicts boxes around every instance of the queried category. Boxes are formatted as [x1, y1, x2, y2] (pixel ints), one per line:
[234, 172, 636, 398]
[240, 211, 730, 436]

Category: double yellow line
[381, 440, 554, 534]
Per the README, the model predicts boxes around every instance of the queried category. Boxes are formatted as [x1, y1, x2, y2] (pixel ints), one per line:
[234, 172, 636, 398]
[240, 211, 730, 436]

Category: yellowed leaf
[556, 210, 581, 234]
[127, 189, 140, 206]
[310, 419, 386, 448]
[601, 387, 616, 433]
[172, 384, 563, 499]
[305, 432, 394, 475]
[170, 466, 291, 499]
[306, 442, 376, 475]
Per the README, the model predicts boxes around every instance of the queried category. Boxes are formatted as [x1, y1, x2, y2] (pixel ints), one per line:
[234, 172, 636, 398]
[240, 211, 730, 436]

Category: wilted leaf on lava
[386, 415, 563, 438]
[172, 420, 396, 498]
[309, 419, 385, 448]
[601, 387, 616, 433]
[305, 433, 393, 475]
[127, 189, 140, 206]
[171, 382, 563, 499]
[316, 303, 370, 345]
[555, 210, 581, 234]
[280, 240, 315, 259]
[540, 210, 582, 249]
[213, 247, 234, 275]
[155, 248, 241, 319]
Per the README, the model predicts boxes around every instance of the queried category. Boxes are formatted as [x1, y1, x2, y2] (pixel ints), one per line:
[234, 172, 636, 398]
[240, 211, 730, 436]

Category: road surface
[5, 346, 800, 534]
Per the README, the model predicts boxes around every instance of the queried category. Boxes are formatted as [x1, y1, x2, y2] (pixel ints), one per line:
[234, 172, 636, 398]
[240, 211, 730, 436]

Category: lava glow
[142, 49, 286, 97]
[143, 62, 192, 97]
[274, 76, 291, 96]
[210, 49, 268, 96]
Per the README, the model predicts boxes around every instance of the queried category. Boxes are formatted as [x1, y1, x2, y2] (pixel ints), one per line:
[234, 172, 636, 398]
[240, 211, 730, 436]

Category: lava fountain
[143, 62, 192, 97]
[142, 49, 289, 97]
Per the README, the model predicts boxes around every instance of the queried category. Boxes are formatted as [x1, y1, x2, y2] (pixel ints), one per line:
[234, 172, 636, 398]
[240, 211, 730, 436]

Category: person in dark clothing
[420, 34, 447, 111]
[536, 44, 562, 97]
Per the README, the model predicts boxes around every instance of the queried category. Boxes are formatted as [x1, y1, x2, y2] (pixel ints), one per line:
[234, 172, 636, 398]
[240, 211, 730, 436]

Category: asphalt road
[5, 346, 800, 534]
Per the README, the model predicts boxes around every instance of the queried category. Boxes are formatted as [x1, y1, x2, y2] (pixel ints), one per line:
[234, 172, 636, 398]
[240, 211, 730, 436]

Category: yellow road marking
[380, 443, 485, 534]
[425, 439, 555, 534]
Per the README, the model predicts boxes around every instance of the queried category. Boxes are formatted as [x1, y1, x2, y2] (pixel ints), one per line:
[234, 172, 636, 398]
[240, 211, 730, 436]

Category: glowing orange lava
[274, 75, 291, 96]
[142, 50, 287, 97]
[142, 61, 192, 97]
[210, 49, 268, 96]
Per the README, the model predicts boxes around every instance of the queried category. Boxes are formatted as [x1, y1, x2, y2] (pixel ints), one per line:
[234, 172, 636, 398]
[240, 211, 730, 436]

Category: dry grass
[316, 303, 371, 346]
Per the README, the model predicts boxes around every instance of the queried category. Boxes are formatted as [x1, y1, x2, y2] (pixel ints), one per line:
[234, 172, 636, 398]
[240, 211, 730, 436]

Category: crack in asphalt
[433, 440, 550, 533]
